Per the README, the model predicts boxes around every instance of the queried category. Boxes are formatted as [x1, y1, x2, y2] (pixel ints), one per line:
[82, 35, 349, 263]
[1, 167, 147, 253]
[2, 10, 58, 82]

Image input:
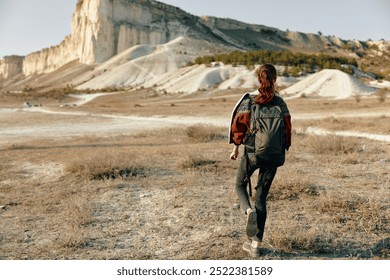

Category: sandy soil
[0, 90, 389, 260]
[1, 91, 389, 148]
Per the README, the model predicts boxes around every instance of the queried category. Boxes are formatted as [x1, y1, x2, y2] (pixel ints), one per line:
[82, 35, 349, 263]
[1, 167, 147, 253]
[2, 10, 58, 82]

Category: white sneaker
[242, 240, 262, 257]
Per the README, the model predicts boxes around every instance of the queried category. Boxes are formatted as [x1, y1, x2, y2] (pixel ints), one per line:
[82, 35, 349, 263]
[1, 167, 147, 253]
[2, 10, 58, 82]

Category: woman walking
[229, 64, 292, 257]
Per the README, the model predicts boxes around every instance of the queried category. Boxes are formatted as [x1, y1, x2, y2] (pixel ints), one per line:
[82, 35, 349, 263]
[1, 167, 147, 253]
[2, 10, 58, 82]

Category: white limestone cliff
[1, 0, 388, 82]
[3, 0, 192, 78]
[22, 35, 75, 76]
[0, 56, 24, 79]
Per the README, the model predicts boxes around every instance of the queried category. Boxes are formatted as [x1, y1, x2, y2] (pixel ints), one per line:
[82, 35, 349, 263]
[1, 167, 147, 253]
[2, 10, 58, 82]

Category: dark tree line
[194, 50, 358, 76]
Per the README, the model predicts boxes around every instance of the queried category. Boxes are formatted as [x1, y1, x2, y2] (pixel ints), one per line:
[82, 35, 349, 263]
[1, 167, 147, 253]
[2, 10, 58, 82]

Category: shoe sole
[246, 210, 257, 237]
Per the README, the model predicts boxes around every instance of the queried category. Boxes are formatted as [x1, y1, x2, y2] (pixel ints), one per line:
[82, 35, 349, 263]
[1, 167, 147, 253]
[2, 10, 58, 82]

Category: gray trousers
[235, 155, 277, 242]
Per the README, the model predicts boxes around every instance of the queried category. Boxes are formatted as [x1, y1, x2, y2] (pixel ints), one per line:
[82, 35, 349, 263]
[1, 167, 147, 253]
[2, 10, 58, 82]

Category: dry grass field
[0, 89, 389, 260]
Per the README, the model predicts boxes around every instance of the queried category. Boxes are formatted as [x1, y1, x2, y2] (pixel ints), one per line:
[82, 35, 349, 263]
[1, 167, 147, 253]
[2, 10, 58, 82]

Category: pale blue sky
[0, 0, 389, 58]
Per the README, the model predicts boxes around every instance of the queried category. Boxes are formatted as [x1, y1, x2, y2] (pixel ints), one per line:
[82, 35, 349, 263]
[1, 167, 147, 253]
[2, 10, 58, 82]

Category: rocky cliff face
[71, 0, 223, 62]
[0, 0, 382, 80]
[0, 56, 24, 79]
[2, 0, 205, 78]
[199, 16, 365, 52]
[22, 35, 75, 76]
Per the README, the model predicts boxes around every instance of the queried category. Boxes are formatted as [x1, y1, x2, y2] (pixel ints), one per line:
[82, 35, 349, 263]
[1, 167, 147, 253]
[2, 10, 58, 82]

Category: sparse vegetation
[0, 91, 389, 260]
[65, 151, 150, 180]
[296, 115, 390, 136]
[359, 50, 390, 80]
[4, 85, 126, 102]
[376, 88, 388, 103]
[353, 92, 362, 103]
[302, 135, 364, 155]
[185, 124, 226, 142]
[194, 50, 358, 76]
[176, 155, 218, 171]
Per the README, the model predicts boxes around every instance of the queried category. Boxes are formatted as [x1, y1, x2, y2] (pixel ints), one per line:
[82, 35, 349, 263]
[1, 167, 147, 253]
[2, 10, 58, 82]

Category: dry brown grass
[375, 88, 388, 103]
[0, 92, 389, 260]
[176, 155, 218, 171]
[2, 127, 388, 260]
[296, 116, 390, 135]
[185, 124, 227, 143]
[65, 150, 151, 180]
[301, 134, 364, 155]
[57, 191, 94, 249]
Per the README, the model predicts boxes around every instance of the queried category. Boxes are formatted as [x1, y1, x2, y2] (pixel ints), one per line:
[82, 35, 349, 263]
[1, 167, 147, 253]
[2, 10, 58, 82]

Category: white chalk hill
[76, 36, 251, 92]
[281, 69, 377, 99]
[76, 36, 298, 94]
[75, 37, 378, 98]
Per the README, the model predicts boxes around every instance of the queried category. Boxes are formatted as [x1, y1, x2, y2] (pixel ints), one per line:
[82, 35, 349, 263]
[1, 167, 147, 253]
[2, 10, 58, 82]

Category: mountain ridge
[0, 0, 388, 90]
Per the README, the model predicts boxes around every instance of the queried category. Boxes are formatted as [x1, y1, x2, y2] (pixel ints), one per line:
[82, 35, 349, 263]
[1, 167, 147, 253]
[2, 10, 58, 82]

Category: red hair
[256, 64, 277, 104]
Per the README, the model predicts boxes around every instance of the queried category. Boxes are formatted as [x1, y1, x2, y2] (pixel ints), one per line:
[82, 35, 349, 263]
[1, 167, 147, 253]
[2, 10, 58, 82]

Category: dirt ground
[0, 89, 389, 260]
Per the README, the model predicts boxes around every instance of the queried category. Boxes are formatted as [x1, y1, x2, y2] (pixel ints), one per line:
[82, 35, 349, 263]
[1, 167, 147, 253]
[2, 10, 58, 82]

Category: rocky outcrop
[199, 16, 290, 50]
[0, 56, 24, 79]
[22, 35, 75, 76]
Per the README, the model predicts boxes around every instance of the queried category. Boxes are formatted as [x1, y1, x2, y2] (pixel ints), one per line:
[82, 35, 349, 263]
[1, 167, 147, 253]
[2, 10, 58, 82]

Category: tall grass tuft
[186, 124, 226, 143]
[269, 178, 317, 201]
[176, 155, 218, 171]
[302, 135, 364, 155]
[376, 88, 388, 103]
[65, 151, 149, 180]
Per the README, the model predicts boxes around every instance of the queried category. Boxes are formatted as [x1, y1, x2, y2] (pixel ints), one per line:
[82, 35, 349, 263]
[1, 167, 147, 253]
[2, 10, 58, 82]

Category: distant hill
[0, 0, 388, 94]
[281, 69, 377, 99]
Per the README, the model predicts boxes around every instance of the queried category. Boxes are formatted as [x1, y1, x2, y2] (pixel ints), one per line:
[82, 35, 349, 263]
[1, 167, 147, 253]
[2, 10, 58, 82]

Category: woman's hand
[230, 145, 239, 160]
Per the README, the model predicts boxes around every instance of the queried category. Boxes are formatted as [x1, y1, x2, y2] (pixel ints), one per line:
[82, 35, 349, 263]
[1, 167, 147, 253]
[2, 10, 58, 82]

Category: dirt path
[1, 93, 389, 149]
[305, 127, 390, 142]
[293, 111, 390, 120]
[0, 108, 227, 148]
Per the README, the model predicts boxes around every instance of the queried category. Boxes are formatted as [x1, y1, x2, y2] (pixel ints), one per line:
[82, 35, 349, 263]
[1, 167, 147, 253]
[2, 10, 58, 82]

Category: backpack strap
[244, 146, 253, 198]
[250, 103, 260, 133]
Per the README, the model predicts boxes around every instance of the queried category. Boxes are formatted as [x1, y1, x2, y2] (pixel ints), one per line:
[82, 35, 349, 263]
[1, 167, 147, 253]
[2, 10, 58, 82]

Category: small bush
[353, 93, 361, 103]
[302, 135, 363, 155]
[176, 155, 217, 170]
[269, 178, 317, 201]
[57, 229, 90, 249]
[186, 124, 226, 143]
[66, 152, 149, 180]
[268, 224, 336, 254]
[376, 88, 388, 103]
